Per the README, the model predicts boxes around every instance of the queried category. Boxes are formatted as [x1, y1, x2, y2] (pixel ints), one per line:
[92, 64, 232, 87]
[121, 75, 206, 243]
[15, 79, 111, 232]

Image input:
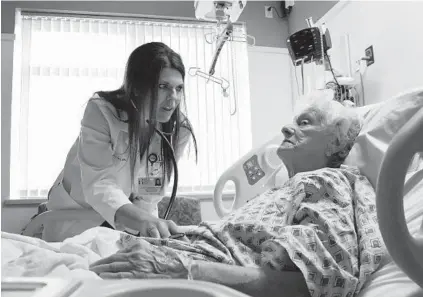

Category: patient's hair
[325, 108, 362, 168]
[297, 90, 363, 168]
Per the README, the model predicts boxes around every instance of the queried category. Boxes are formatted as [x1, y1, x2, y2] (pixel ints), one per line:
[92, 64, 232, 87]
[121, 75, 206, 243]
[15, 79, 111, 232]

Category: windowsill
[169, 191, 235, 201]
[3, 192, 235, 206]
[3, 198, 47, 206]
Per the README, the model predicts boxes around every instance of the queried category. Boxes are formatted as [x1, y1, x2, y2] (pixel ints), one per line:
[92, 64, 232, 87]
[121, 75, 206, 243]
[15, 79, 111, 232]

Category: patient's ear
[325, 143, 349, 158]
[325, 147, 350, 168]
[338, 148, 349, 158]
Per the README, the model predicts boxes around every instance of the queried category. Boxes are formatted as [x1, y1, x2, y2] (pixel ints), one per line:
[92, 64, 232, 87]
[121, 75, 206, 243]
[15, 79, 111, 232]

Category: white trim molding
[1, 33, 15, 41]
[3, 198, 46, 206]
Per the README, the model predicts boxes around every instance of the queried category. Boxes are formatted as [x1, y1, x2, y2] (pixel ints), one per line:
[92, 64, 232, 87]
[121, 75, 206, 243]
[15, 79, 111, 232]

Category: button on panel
[243, 155, 265, 185]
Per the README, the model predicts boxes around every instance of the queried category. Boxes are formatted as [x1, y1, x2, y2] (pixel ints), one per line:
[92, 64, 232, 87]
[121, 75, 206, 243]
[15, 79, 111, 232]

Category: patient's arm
[90, 240, 309, 297]
[191, 260, 310, 297]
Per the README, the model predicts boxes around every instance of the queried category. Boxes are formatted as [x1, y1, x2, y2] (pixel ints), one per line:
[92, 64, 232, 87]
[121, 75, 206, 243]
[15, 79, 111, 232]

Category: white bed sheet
[1, 227, 124, 280]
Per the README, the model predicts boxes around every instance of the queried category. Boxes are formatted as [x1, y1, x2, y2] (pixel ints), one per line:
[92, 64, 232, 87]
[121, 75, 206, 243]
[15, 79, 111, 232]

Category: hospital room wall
[293, 0, 423, 104]
[1, 1, 292, 233]
[287, 0, 338, 34]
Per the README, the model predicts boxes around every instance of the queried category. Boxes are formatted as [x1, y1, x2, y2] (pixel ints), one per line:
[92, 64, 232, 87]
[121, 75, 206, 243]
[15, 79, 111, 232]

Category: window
[10, 12, 252, 199]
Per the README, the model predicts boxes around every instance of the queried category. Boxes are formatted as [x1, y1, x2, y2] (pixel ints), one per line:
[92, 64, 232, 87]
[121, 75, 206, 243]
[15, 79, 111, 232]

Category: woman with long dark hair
[44, 42, 197, 241]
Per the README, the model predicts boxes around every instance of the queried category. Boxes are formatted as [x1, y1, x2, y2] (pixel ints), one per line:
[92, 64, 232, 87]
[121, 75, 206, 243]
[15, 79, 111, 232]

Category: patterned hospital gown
[119, 165, 386, 297]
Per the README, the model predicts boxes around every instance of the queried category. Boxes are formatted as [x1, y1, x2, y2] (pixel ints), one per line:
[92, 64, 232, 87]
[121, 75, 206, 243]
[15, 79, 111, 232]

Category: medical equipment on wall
[287, 17, 363, 106]
[214, 133, 285, 218]
[287, 17, 332, 67]
[191, 0, 249, 113]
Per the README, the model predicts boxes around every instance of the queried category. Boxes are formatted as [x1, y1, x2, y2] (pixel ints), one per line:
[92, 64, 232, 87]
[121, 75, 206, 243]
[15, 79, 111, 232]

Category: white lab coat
[43, 96, 191, 241]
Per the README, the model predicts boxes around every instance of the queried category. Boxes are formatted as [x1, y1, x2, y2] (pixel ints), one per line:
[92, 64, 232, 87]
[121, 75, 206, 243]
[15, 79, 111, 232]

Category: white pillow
[344, 87, 423, 188]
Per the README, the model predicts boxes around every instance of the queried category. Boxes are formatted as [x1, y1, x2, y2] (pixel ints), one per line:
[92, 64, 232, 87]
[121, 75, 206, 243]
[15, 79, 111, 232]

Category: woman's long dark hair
[96, 42, 197, 189]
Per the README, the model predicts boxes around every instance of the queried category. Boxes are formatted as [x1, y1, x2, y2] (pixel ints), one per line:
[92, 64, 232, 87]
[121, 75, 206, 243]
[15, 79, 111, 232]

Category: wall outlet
[365, 45, 375, 66]
[265, 6, 273, 18]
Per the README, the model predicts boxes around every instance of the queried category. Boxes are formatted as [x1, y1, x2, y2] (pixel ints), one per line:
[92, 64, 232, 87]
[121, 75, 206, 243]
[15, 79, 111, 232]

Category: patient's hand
[89, 240, 189, 279]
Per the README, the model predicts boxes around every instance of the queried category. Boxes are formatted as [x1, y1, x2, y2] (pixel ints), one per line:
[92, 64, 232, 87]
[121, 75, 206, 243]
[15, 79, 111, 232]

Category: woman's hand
[89, 240, 190, 279]
[138, 213, 181, 239]
[115, 204, 187, 240]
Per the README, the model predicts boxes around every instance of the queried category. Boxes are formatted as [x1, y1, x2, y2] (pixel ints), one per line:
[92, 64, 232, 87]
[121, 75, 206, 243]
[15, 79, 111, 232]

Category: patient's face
[277, 101, 337, 173]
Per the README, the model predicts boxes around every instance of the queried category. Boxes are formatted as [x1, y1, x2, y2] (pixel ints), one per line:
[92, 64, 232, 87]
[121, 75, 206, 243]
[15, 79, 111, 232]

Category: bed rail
[376, 107, 423, 289]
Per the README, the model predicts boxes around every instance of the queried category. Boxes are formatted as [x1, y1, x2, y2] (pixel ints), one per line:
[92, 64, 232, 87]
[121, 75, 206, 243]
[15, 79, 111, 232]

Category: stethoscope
[131, 99, 178, 220]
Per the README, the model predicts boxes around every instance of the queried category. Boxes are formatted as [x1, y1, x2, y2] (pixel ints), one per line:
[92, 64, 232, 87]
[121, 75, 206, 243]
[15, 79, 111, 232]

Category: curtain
[10, 13, 252, 199]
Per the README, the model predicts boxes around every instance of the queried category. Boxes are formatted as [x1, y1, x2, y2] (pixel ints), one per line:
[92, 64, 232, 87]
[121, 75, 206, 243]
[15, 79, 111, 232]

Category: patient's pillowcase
[344, 87, 423, 188]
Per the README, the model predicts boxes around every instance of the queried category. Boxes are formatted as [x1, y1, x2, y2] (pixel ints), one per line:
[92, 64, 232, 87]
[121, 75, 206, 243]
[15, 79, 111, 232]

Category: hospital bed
[2, 87, 423, 297]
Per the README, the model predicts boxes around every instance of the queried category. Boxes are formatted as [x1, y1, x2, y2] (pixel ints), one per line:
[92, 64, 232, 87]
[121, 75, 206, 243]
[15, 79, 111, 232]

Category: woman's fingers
[146, 221, 177, 239]
[166, 221, 189, 241]
[167, 220, 183, 235]
[179, 235, 190, 242]
[90, 262, 133, 274]
[156, 222, 172, 239]
[146, 225, 161, 238]
[137, 218, 184, 239]
[89, 254, 127, 268]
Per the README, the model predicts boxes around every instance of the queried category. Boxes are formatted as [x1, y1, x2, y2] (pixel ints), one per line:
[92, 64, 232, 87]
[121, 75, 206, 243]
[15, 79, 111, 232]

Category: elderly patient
[90, 93, 386, 297]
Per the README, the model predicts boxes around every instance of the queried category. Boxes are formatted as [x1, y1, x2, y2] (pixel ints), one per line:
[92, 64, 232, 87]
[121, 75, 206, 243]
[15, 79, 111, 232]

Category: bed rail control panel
[214, 133, 285, 218]
[243, 155, 266, 185]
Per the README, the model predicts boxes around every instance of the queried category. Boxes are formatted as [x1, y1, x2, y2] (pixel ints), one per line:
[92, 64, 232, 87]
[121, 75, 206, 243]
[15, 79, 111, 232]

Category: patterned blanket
[119, 166, 386, 297]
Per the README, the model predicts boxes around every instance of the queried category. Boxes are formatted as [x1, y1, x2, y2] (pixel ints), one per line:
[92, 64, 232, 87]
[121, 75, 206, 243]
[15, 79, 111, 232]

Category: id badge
[138, 177, 164, 196]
